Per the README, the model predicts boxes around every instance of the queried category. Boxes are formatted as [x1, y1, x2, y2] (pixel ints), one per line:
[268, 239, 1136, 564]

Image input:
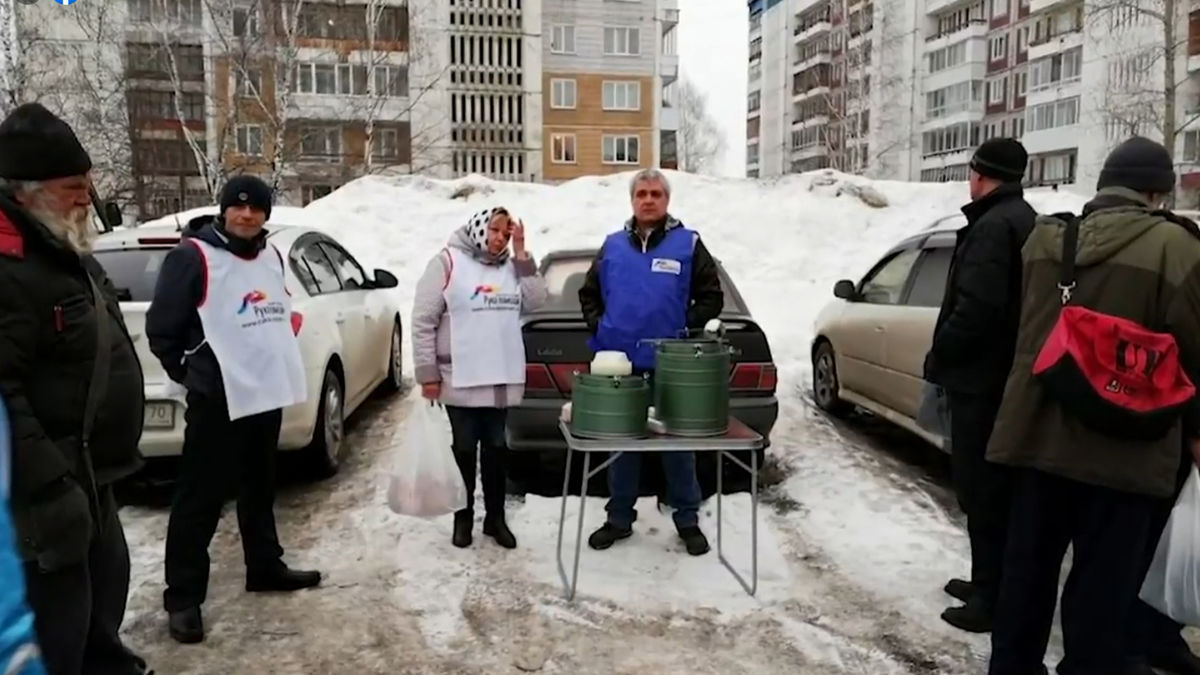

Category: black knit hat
[969, 138, 1028, 183]
[0, 102, 92, 181]
[1097, 136, 1176, 194]
[220, 175, 272, 220]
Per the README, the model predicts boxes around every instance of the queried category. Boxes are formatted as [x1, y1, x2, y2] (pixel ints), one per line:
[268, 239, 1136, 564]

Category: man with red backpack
[984, 136, 1200, 675]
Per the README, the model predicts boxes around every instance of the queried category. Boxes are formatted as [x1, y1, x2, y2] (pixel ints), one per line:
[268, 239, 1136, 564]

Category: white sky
[677, 0, 749, 178]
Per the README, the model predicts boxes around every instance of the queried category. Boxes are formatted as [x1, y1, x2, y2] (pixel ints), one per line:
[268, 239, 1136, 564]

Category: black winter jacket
[578, 216, 724, 335]
[925, 183, 1036, 396]
[145, 216, 270, 401]
[0, 192, 144, 567]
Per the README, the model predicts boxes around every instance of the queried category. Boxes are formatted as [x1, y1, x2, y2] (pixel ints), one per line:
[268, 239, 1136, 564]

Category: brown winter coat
[987, 187, 1200, 498]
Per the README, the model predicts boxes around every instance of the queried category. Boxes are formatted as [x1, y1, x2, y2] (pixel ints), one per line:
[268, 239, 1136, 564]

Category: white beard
[29, 204, 95, 255]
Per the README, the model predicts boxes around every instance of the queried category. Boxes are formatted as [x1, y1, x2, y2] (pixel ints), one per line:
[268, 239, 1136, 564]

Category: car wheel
[306, 367, 346, 478]
[813, 341, 852, 417]
[379, 319, 403, 394]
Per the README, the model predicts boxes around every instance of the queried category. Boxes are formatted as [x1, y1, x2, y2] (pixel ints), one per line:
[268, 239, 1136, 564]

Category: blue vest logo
[55, 0, 78, 5]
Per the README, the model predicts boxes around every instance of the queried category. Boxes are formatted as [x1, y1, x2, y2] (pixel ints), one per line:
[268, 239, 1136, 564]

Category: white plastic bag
[1139, 467, 1200, 625]
[386, 400, 468, 518]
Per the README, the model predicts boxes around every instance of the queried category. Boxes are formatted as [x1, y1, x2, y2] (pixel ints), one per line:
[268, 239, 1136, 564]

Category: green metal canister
[653, 338, 731, 437]
[570, 373, 651, 439]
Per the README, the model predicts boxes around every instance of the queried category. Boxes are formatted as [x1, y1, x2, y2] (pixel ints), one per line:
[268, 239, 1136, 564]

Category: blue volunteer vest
[589, 225, 695, 370]
[0, 398, 46, 675]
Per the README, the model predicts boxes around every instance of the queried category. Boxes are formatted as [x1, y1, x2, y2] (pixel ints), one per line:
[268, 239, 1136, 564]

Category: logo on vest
[236, 289, 287, 326]
[651, 258, 682, 275]
[469, 284, 519, 311]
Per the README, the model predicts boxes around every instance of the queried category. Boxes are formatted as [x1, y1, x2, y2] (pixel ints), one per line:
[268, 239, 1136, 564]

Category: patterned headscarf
[454, 207, 510, 264]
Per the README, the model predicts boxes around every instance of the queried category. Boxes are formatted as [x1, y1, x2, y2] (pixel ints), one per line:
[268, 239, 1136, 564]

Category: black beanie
[0, 102, 92, 181]
[220, 175, 272, 220]
[1097, 136, 1176, 194]
[969, 138, 1028, 183]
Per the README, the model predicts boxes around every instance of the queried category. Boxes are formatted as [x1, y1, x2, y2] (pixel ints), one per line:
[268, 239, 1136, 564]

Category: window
[925, 80, 983, 118]
[126, 43, 204, 80]
[1016, 70, 1027, 97]
[92, 249, 173, 302]
[602, 135, 640, 164]
[550, 79, 577, 109]
[604, 27, 641, 56]
[1017, 26, 1029, 52]
[988, 76, 1007, 104]
[747, 143, 759, 164]
[296, 4, 407, 41]
[1185, 130, 1200, 163]
[1026, 96, 1080, 132]
[372, 65, 408, 97]
[750, 37, 763, 61]
[128, 90, 205, 121]
[1029, 47, 1082, 91]
[300, 127, 343, 159]
[297, 62, 369, 96]
[991, 0, 1007, 18]
[551, 134, 576, 163]
[128, 0, 201, 26]
[749, 63, 762, 82]
[233, 7, 260, 37]
[602, 81, 640, 111]
[859, 248, 921, 305]
[319, 243, 367, 291]
[297, 243, 342, 293]
[922, 122, 983, 157]
[288, 247, 320, 295]
[551, 25, 576, 54]
[301, 185, 335, 206]
[928, 41, 968, 73]
[371, 127, 406, 161]
[133, 138, 205, 175]
[748, 90, 761, 113]
[990, 34, 1007, 60]
[236, 124, 264, 155]
[905, 248, 954, 307]
[238, 67, 263, 97]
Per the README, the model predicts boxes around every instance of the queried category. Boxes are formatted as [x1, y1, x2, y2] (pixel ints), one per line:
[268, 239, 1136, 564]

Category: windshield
[537, 256, 745, 314]
[92, 248, 173, 302]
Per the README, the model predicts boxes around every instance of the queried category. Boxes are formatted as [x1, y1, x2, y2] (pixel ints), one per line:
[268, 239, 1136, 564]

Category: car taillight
[730, 363, 777, 392]
[290, 311, 303, 336]
[525, 364, 557, 393]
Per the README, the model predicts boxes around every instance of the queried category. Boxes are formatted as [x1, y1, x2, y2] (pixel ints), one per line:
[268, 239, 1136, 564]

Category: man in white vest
[146, 175, 318, 645]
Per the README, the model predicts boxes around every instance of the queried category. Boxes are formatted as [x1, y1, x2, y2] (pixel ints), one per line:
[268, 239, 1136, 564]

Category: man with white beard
[0, 103, 151, 675]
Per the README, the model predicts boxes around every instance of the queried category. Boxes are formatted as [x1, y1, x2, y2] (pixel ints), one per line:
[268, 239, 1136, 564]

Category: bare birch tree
[674, 77, 723, 174]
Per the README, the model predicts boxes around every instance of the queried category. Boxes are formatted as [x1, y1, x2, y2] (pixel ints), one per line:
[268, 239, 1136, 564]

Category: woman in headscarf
[411, 207, 548, 549]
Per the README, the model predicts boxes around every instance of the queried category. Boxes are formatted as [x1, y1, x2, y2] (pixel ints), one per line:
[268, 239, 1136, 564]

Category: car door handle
[874, 325, 885, 333]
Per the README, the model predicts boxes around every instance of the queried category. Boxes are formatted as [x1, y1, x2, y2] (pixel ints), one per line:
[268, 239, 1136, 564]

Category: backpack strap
[1057, 213, 1080, 306]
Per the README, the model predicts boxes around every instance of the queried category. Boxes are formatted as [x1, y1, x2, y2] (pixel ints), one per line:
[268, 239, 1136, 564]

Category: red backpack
[1033, 213, 1196, 441]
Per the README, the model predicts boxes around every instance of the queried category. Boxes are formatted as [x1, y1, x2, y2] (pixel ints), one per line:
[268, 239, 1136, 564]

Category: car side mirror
[833, 279, 857, 300]
[103, 201, 123, 228]
[373, 269, 399, 289]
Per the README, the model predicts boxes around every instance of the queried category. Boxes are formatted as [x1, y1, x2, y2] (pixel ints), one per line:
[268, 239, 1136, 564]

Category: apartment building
[1019, 0, 1083, 186]
[746, 0, 919, 180]
[541, 0, 678, 182]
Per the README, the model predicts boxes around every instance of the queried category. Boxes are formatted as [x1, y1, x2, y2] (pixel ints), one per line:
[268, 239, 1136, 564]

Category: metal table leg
[716, 449, 759, 597]
[557, 449, 624, 601]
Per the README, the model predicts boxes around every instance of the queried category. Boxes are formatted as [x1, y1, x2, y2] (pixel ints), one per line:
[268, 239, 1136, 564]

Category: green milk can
[653, 338, 731, 437]
[570, 372, 651, 439]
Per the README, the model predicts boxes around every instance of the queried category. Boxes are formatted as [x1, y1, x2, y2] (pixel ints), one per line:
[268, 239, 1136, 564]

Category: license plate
[144, 402, 176, 429]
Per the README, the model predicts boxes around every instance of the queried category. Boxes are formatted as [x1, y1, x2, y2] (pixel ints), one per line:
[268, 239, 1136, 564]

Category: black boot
[453, 511, 473, 548]
[168, 606, 204, 644]
[940, 600, 993, 633]
[1148, 641, 1200, 675]
[246, 566, 322, 593]
[483, 515, 517, 549]
[943, 578, 975, 603]
[678, 526, 710, 556]
[588, 523, 633, 550]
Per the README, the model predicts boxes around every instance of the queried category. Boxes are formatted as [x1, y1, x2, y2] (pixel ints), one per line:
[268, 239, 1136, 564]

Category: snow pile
[302, 170, 1086, 390]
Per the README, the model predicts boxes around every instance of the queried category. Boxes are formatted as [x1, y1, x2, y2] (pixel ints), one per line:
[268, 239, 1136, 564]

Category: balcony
[792, 113, 830, 128]
[793, 49, 833, 72]
[660, 104, 679, 131]
[925, 0, 980, 16]
[792, 144, 829, 160]
[1030, 0, 1075, 14]
[795, 20, 833, 43]
[924, 20, 988, 51]
[793, 85, 831, 103]
[660, 53, 679, 84]
[1023, 123, 1081, 155]
[922, 102, 986, 129]
[1028, 28, 1082, 61]
[662, 7, 680, 31]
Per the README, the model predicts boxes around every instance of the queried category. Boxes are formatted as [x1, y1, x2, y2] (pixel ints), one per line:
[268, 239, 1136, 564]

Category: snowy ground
[120, 172, 1091, 673]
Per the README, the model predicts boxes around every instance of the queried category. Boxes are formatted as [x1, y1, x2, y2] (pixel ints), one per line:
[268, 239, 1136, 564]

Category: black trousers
[163, 393, 285, 612]
[948, 390, 1009, 609]
[1128, 454, 1191, 662]
[990, 469, 1156, 675]
[24, 486, 147, 675]
[445, 406, 508, 518]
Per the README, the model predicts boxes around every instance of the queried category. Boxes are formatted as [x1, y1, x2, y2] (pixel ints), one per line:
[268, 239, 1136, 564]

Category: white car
[92, 206, 404, 476]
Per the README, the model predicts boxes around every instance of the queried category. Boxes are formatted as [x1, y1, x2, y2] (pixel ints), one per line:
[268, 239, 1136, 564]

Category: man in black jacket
[925, 138, 1035, 633]
[578, 168, 724, 557]
[147, 175, 319, 645]
[0, 103, 150, 674]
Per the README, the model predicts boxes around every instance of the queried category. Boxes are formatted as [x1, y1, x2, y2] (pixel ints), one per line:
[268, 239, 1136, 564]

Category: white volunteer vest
[443, 248, 526, 389]
[190, 239, 308, 420]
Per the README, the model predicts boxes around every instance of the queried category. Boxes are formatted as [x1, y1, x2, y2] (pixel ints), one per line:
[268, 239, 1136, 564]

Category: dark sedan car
[506, 249, 779, 497]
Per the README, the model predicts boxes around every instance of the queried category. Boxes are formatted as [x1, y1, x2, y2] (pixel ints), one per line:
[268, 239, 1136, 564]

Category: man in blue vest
[578, 168, 725, 556]
[0, 396, 47, 675]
